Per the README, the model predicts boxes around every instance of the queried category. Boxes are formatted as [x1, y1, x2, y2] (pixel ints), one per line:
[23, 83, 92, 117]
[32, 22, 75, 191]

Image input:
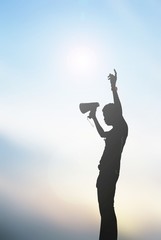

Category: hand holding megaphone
[79, 102, 99, 119]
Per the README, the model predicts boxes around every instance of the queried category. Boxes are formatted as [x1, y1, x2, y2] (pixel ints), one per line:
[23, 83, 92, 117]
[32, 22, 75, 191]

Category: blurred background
[0, 1, 161, 239]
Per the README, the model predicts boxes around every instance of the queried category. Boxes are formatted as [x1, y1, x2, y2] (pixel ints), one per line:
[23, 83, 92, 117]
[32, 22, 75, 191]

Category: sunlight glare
[66, 45, 97, 76]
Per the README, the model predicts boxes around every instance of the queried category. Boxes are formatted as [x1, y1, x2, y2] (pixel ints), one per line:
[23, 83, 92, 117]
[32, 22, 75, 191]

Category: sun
[66, 45, 97, 76]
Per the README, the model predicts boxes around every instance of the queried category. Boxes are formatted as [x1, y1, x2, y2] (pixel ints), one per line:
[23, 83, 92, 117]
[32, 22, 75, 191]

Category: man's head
[102, 103, 120, 126]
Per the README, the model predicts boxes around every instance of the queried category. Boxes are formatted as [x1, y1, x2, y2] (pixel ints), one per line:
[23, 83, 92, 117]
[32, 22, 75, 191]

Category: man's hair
[102, 103, 122, 121]
[102, 103, 116, 115]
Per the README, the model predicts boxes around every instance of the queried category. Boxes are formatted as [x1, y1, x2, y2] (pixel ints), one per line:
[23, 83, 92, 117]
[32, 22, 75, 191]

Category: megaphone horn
[79, 102, 99, 114]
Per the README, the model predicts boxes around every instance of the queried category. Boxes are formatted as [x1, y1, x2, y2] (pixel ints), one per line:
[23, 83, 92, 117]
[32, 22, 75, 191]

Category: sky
[0, 0, 161, 239]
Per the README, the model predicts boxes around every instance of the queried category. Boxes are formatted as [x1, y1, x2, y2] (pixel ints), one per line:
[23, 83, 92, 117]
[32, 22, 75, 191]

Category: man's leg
[97, 175, 118, 240]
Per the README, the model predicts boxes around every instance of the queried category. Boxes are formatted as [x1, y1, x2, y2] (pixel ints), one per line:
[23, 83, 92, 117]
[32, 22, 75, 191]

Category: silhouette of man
[90, 70, 128, 240]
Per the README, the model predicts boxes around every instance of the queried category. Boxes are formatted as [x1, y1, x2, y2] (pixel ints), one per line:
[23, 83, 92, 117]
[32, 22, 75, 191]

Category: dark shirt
[98, 117, 128, 174]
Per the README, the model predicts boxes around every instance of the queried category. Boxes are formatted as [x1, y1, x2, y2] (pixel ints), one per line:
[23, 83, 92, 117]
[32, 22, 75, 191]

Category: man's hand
[88, 109, 96, 119]
[108, 69, 117, 89]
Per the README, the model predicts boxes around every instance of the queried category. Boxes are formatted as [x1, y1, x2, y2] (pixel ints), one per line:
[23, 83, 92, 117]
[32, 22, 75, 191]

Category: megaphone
[79, 102, 99, 118]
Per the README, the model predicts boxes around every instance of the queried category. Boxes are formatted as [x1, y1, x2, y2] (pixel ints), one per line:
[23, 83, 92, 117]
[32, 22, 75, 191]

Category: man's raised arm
[108, 69, 122, 116]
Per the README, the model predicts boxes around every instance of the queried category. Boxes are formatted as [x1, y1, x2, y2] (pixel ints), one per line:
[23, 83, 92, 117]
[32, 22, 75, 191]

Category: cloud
[0, 191, 98, 240]
[0, 134, 49, 181]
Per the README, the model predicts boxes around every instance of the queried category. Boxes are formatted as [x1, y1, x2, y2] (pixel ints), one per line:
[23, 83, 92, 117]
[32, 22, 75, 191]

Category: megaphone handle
[88, 112, 92, 119]
[88, 109, 96, 119]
